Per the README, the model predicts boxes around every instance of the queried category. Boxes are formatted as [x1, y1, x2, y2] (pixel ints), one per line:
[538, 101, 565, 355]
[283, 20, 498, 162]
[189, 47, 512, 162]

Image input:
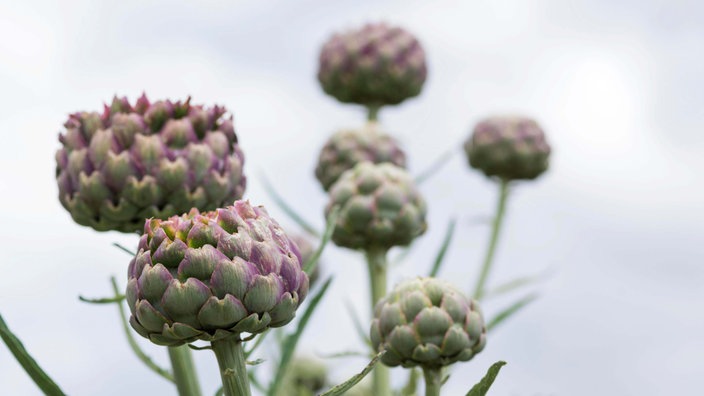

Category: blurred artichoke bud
[463, 116, 551, 181]
[315, 125, 407, 191]
[370, 277, 486, 368]
[56, 94, 246, 233]
[126, 200, 308, 346]
[325, 162, 426, 251]
[289, 234, 321, 287]
[280, 356, 328, 396]
[318, 22, 427, 107]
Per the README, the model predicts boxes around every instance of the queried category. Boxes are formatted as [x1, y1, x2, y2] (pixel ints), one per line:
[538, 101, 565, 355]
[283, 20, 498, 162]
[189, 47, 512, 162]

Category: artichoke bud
[318, 22, 427, 107]
[315, 126, 407, 191]
[464, 116, 551, 181]
[371, 277, 486, 369]
[56, 94, 246, 233]
[325, 162, 426, 250]
[127, 201, 309, 346]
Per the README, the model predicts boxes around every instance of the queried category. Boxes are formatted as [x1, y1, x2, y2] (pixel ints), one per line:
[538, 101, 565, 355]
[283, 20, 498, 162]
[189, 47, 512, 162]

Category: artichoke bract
[318, 22, 427, 107]
[325, 162, 426, 251]
[315, 125, 407, 191]
[464, 116, 551, 181]
[370, 277, 486, 368]
[56, 94, 246, 233]
[126, 200, 308, 346]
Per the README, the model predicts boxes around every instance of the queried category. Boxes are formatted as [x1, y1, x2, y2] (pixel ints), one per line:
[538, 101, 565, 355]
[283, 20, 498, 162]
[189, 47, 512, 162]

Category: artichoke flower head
[56, 94, 246, 233]
[371, 277, 486, 368]
[126, 200, 309, 346]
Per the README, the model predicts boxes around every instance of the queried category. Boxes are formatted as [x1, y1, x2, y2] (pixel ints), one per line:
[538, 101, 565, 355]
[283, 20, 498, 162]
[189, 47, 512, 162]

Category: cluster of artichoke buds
[318, 22, 427, 109]
[371, 277, 486, 368]
[464, 115, 551, 181]
[126, 200, 309, 346]
[325, 162, 427, 251]
[315, 124, 407, 191]
[56, 94, 246, 233]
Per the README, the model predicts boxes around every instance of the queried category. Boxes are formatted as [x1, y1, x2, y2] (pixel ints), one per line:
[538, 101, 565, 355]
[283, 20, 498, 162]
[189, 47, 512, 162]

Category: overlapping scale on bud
[325, 162, 426, 250]
[126, 200, 308, 346]
[464, 116, 551, 181]
[317, 22, 427, 107]
[55, 94, 246, 233]
[370, 277, 486, 368]
[315, 124, 407, 191]
[289, 235, 321, 287]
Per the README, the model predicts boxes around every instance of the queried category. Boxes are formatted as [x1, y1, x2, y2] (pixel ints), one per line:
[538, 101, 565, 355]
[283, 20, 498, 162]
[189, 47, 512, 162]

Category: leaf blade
[319, 352, 384, 396]
[487, 294, 538, 331]
[0, 314, 67, 396]
[303, 206, 339, 275]
[466, 361, 507, 396]
[428, 218, 457, 277]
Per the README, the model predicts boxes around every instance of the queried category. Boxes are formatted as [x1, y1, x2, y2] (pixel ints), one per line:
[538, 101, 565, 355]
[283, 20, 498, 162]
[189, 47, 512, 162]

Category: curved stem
[422, 367, 442, 396]
[365, 247, 390, 396]
[168, 345, 202, 396]
[109, 277, 174, 383]
[211, 338, 251, 396]
[473, 179, 510, 300]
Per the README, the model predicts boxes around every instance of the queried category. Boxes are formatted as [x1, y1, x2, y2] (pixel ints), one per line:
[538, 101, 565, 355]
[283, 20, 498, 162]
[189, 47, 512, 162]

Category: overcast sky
[1, 0, 702, 395]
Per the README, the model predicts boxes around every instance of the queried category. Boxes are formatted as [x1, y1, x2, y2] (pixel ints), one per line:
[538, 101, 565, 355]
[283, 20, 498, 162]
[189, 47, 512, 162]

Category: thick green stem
[473, 179, 510, 300]
[168, 346, 202, 396]
[211, 338, 251, 396]
[367, 105, 381, 122]
[365, 247, 390, 396]
[422, 367, 442, 396]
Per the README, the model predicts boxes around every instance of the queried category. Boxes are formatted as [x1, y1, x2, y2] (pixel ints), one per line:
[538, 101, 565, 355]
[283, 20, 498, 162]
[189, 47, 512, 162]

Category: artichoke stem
[367, 104, 381, 122]
[366, 246, 391, 396]
[473, 178, 510, 299]
[168, 345, 202, 396]
[211, 338, 251, 396]
[422, 367, 442, 396]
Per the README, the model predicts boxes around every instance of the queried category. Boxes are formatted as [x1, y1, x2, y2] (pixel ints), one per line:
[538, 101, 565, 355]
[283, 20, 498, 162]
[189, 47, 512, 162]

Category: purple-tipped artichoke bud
[325, 162, 427, 251]
[317, 22, 427, 108]
[370, 277, 486, 368]
[126, 200, 309, 346]
[315, 124, 407, 191]
[289, 235, 321, 287]
[464, 116, 551, 181]
[55, 94, 247, 233]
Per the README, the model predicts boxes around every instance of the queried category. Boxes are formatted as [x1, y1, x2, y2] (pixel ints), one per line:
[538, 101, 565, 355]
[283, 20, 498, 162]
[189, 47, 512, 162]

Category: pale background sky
[0, 0, 702, 395]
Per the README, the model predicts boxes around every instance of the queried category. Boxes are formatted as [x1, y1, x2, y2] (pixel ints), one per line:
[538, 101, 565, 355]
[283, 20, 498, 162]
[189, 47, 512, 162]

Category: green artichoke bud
[325, 162, 427, 250]
[289, 234, 321, 287]
[279, 356, 328, 396]
[126, 200, 308, 346]
[463, 116, 551, 181]
[318, 22, 427, 107]
[315, 124, 407, 191]
[370, 277, 486, 368]
[56, 94, 246, 233]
